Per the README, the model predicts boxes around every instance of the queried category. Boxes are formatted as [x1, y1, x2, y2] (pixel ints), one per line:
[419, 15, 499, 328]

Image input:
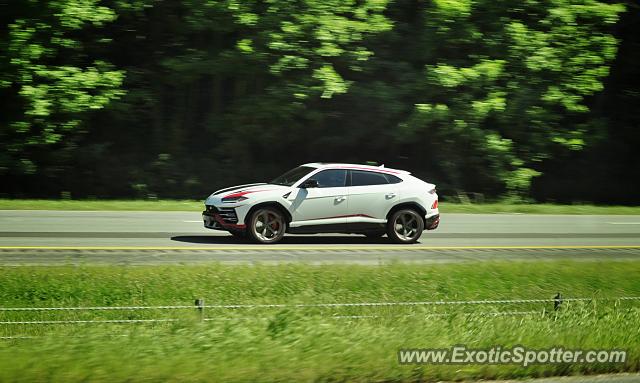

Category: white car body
[203, 163, 439, 243]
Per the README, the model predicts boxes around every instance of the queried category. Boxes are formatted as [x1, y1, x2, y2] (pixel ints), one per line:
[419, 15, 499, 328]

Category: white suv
[202, 163, 439, 244]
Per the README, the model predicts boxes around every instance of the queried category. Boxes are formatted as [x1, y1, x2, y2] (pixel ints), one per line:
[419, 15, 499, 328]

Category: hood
[206, 183, 291, 205]
[212, 183, 268, 196]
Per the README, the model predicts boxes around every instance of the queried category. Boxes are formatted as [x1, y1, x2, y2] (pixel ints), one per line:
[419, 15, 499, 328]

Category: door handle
[335, 196, 346, 202]
[385, 193, 396, 199]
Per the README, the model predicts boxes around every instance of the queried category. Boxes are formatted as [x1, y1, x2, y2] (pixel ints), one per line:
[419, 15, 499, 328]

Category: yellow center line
[0, 245, 639, 251]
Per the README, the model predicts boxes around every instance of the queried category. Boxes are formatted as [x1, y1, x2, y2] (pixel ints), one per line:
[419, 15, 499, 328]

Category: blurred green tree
[0, 0, 125, 181]
[0, 0, 633, 202]
[389, 0, 624, 198]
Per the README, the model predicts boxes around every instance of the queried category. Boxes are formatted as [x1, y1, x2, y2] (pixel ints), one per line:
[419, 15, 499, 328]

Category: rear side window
[312, 169, 347, 188]
[351, 170, 390, 186]
[384, 174, 403, 184]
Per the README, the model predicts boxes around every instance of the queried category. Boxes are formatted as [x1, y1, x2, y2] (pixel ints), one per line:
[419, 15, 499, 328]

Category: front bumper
[425, 214, 440, 230]
[202, 206, 246, 231]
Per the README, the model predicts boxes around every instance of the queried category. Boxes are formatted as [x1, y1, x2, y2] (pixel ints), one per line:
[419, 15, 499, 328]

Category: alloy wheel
[387, 209, 424, 243]
[251, 208, 285, 243]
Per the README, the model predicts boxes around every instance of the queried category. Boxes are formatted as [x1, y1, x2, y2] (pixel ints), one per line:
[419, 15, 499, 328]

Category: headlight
[222, 196, 248, 203]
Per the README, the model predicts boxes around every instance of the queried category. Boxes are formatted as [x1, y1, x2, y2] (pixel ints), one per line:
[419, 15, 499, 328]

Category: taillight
[431, 200, 438, 209]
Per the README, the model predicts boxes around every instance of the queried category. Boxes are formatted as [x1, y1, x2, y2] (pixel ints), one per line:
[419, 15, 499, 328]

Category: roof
[302, 163, 409, 175]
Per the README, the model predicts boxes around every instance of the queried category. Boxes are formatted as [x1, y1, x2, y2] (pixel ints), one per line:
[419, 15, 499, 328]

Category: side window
[384, 174, 403, 184]
[312, 169, 347, 188]
[350, 170, 389, 186]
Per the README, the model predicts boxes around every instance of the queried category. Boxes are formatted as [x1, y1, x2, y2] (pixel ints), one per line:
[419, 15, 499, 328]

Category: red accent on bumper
[213, 214, 246, 230]
[431, 200, 438, 209]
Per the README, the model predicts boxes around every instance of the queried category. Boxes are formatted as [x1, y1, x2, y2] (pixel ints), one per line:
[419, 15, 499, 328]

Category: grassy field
[0, 199, 204, 211]
[1, 261, 639, 382]
[0, 198, 639, 214]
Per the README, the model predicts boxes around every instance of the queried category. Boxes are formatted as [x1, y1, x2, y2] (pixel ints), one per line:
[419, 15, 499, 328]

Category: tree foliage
[0, 0, 636, 202]
[392, 0, 624, 196]
[1, 0, 124, 178]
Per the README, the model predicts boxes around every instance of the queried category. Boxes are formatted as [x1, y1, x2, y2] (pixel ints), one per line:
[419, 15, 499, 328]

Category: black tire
[386, 209, 424, 244]
[364, 231, 385, 238]
[246, 207, 287, 244]
[229, 230, 246, 239]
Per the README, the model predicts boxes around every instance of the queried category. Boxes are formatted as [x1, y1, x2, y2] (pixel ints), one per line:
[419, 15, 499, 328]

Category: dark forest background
[1, 0, 638, 203]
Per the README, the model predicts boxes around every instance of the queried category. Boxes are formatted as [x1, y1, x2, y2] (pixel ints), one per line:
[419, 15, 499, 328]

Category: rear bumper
[425, 214, 440, 230]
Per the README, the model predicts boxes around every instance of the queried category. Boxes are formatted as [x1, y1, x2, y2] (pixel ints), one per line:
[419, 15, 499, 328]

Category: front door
[287, 169, 348, 230]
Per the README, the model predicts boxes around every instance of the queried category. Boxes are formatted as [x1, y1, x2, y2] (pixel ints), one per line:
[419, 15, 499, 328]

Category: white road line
[183, 220, 202, 223]
[606, 222, 640, 225]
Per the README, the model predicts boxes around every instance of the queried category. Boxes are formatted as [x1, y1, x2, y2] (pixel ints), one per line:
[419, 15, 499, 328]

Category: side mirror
[300, 179, 319, 188]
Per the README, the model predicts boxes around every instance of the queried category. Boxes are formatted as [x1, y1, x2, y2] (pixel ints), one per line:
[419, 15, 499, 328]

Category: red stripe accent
[223, 190, 267, 199]
[329, 166, 402, 175]
[301, 214, 375, 222]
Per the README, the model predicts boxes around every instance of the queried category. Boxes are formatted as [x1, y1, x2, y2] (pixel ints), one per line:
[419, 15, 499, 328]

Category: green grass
[1, 198, 639, 214]
[443, 203, 640, 215]
[1, 261, 639, 382]
[0, 199, 204, 211]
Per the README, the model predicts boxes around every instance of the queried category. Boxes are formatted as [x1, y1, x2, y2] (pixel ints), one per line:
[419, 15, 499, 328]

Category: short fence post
[195, 298, 205, 321]
[554, 293, 563, 311]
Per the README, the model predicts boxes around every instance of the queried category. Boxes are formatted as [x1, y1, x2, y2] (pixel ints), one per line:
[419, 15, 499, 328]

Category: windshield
[270, 166, 315, 186]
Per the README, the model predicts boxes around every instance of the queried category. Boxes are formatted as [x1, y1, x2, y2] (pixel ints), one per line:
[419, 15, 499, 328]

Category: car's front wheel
[247, 207, 286, 244]
[387, 209, 424, 244]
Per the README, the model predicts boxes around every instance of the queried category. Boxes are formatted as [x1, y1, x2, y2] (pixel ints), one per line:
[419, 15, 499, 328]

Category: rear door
[287, 169, 348, 229]
[345, 170, 401, 223]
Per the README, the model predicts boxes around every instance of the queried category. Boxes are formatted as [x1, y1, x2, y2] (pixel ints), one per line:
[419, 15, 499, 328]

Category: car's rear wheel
[387, 209, 424, 244]
[247, 207, 286, 244]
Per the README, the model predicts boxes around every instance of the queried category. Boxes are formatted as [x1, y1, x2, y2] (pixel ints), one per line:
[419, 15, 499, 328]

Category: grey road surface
[0, 210, 639, 264]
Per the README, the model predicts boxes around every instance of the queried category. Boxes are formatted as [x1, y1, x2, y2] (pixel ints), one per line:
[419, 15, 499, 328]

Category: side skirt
[287, 222, 386, 235]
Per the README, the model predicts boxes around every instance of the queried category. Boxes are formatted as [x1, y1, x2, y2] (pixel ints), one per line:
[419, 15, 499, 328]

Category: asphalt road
[0, 210, 639, 264]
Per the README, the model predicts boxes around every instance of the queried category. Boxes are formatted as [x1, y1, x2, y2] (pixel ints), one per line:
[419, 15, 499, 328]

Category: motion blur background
[1, 0, 638, 203]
